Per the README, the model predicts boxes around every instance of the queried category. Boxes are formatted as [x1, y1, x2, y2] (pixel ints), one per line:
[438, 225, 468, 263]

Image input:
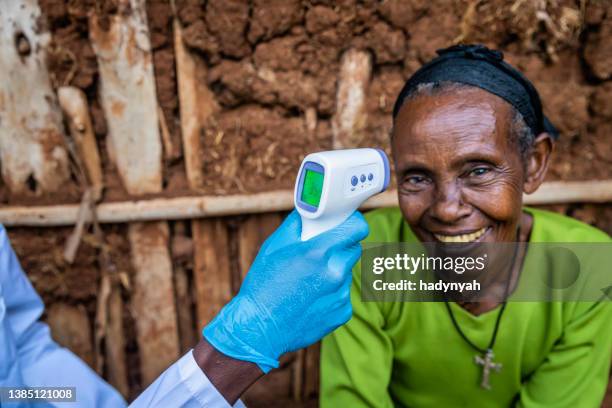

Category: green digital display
[301, 169, 324, 207]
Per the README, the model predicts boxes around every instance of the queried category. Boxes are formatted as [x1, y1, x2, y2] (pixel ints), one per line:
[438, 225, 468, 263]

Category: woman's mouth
[432, 227, 489, 243]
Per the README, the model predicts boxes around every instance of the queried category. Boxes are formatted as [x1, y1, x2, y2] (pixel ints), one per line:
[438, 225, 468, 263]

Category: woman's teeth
[434, 227, 487, 243]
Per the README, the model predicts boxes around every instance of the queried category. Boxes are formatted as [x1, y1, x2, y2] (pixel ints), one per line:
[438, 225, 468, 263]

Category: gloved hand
[203, 210, 369, 373]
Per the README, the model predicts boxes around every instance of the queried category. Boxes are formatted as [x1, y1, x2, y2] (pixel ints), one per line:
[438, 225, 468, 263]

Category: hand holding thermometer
[294, 148, 390, 241]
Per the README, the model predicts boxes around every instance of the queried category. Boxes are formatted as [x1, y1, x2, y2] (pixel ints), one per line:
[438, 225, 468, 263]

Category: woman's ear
[524, 133, 554, 194]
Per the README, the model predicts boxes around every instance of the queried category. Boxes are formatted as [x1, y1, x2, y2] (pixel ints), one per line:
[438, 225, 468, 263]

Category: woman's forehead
[392, 89, 514, 153]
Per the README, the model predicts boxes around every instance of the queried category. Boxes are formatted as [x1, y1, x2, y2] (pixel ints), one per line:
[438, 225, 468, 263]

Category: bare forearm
[192, 338, 264, 405]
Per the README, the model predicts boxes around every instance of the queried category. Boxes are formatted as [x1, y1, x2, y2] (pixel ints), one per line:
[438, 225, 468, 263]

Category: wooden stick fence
[0, 0, 70, 194]
[1, 0, 611, 405]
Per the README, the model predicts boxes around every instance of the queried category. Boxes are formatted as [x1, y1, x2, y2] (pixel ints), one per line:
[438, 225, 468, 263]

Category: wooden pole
[105, 287, 129, 397]
[128, 222, 180, 385]
[174, 18, 219, 190]
[332, 49, 372, 149]
[57, 86, 104, 200]
[89, 0, 179, 388]
[0, 0, 70, 194]
[237, 213, 283, 281]
[172, 221, 197, 353]
[1, 180, 612, 227]
[192, 219, 233, 328]
[92, 224, 130, 397]
[174, 17, 229, 339]
[89, 0, 162, 195]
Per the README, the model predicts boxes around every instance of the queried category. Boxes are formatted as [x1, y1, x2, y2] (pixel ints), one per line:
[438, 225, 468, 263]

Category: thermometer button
[368, 173, 373, 181]
[360, 174, 366, 183]
[351, 176, 358, 186]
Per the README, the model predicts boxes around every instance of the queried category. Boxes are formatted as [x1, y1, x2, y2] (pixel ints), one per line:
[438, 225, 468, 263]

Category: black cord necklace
[443, 229, 521, 390]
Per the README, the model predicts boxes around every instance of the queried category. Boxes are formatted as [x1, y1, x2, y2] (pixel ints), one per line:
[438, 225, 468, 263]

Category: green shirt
[321, 207, 612, 407]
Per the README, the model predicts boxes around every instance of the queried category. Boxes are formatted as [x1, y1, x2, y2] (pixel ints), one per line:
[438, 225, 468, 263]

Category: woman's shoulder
[525, 207, 611, 242]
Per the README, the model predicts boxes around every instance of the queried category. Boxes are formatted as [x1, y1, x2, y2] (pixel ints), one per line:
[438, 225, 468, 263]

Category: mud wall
[5, 0, 608, 205]
[2, 0, 611, 406]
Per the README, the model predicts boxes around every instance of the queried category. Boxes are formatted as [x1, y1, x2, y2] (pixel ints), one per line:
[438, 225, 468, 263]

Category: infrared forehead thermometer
[294, 148, 390, 241]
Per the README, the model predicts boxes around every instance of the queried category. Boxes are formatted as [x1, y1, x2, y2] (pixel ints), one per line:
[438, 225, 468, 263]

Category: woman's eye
[469, 167, 490, 177]
[402, 175, 430, 191]
[406, 175, 426, 184]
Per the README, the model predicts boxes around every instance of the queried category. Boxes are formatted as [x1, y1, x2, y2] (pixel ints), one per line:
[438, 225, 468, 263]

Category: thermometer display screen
[301, 169, 324, 207]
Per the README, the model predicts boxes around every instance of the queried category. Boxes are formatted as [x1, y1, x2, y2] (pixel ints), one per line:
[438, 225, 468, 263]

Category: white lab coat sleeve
[130, 350, 247, 408]
[0, 225, 127, 408]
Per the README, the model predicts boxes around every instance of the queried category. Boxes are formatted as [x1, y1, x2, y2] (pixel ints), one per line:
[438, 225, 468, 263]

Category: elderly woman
[320, 45, 611, 407]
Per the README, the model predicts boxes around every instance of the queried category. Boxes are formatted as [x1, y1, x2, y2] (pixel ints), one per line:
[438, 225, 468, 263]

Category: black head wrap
[392, 44, 559, 139]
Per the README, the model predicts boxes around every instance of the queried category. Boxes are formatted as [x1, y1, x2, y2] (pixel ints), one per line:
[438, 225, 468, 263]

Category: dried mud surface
[15, 0, 609, 236]
[2, 0, 602, 205]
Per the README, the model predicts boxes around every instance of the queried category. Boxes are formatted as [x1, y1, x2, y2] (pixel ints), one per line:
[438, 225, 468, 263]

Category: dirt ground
[3, 0, 612, 405]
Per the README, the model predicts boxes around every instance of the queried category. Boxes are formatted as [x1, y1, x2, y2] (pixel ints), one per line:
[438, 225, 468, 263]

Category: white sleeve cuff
[178, 350, 247, 408]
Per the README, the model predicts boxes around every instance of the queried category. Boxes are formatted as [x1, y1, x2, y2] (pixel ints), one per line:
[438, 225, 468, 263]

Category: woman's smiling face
[392, 87, 532, 244]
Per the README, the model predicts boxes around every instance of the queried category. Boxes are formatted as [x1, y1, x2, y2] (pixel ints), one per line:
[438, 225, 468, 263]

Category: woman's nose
[429, 182, 471, 224]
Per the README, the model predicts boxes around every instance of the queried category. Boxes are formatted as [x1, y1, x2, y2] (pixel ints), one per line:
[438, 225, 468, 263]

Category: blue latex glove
[203, 210, 369, 373]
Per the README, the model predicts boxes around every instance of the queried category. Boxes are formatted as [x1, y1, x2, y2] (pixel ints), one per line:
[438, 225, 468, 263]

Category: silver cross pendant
[474, 348, 502, 390]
